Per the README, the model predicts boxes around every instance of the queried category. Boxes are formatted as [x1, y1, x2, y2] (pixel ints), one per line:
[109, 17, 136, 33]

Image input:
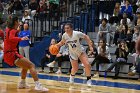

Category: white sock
[35, 81, 40, 86]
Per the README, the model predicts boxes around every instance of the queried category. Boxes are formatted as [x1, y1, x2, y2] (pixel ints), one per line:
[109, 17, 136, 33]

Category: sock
[87, 76, 91, 81]
[35, 81, 40, 86]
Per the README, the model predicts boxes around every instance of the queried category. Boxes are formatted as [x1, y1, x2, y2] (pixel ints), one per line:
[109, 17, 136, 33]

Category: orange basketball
[49, 45, 59, 55]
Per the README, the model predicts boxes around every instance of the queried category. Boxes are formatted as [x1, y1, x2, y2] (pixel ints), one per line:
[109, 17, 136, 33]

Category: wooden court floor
[0, 68, 140, 93]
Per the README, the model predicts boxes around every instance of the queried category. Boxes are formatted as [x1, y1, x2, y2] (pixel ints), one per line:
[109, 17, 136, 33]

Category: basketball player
[4, 15, 48, 91]
[56, 23, 93, 86]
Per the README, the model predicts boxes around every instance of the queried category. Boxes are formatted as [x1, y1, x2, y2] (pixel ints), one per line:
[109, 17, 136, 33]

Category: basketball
[49, 45, 59, 55]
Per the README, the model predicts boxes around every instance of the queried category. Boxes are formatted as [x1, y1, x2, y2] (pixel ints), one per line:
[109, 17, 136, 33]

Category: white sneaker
[35, 83, 49, 91]
[69, 75, 74, 84]
[18, 81, 30, 89]
[56, 70, 62, 74]
[93, 73, 99, 78]
[87, 79, 92, 86]
[47, 62, 54, 67]
[81, 72, 86, 76]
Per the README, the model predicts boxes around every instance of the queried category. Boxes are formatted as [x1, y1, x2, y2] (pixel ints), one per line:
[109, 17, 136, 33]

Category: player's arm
[84, 34, 93, 50]
[56, 40, 65, 48]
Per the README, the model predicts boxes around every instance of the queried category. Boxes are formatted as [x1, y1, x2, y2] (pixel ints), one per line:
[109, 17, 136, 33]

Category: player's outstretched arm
[84, 34, 93, 52]
[56, 40, 65, 48]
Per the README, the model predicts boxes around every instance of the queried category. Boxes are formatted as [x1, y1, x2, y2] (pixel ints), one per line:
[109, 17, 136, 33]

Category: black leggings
[40, 56, 49, 70]
[91, 55, 110, 71]
[54, 55, 69, 67]
[54, 55, 72, 72]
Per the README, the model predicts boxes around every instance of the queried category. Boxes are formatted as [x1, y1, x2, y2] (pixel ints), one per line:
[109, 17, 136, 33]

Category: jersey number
[70, 44, 77, 48]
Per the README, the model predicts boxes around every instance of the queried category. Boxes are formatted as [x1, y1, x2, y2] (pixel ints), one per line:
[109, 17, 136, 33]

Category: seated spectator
[130, 26, 140, 53]
[113, 25, 123, 45]
[113, 2, 121, 17]
[105, 41, 129, 79]
[120, 0, 133, 21]
[91, 39, 111, 78]
[120, 12, 131, 25]
[12, 0, 24, 16]
[117, 24, 128, 42]
[81, 40, 98, 76]
[125, 27, 132, 50]
[22, 10, 31, 23]
[18, 23, 31, 59]
[39, 38, 57, 73]
[47, 44, 71, 74]
[96, 18, 111, 45]
[29, 0, 38, 17]
[131, 0, 138, 15]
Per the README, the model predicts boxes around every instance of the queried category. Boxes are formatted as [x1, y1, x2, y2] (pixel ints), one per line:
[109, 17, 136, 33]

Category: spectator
[22, 10, 31, 23]
[7, 0, 14, 14]
[18, 23, 31, 59]
[117, 24, 128, 42]
[120, 12, 131, 25]
[12, 0, 23, 16]
[36, 0, 47, 15]
[120, 0, 133, 21]
[47, 44, 71, 74]
[105, 41, 129, 79]
[125, 27, 132, 50]
[29, 0, 38, 17]
[131, 0, 138, 14]
[130, 26, 140, 53]
[0, 1, 4, 13]
[113, 2, 121, 17]
[91, 39, 111, 78]
[39, 38, 57, 73]
[96, 18, 111, 45]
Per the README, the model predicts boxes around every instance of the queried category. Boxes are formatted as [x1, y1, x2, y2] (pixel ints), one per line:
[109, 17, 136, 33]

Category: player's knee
[29, 63, 35, 69]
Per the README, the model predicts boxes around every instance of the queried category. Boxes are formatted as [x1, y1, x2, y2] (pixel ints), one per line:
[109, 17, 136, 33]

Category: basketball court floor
[0, 68, 140, 93]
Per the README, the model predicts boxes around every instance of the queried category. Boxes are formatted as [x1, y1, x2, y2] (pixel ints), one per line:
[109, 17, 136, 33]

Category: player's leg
[15, 57, 48, 91]
[69, 60, 78, 83]
[79, 53, 92, 86]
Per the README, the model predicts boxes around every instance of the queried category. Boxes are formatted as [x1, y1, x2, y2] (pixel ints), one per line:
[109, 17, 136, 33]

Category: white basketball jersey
[62, 31, 85, 56]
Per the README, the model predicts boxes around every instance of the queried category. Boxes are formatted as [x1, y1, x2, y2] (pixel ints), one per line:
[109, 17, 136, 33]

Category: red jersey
[4, 28, 23, 66]
[0, 29, 4, 40]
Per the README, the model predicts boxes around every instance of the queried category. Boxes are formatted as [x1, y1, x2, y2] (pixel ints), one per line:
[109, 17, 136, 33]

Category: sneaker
[56, 70, 62, 74]
[81, 72, 86, 76]
[35, 83, 49, 91]
[128, 71, 136, 76]
[69, 75, 74, 84]
[18, 81, 30, 89]
[47, 62, 54, 67]
[87, 79, 92, 86]
[39, 70, 44, 73]
[93, 73, 99, 78]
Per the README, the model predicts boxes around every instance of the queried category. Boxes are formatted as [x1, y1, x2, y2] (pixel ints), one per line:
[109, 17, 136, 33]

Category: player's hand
[21, 36, 29, 40]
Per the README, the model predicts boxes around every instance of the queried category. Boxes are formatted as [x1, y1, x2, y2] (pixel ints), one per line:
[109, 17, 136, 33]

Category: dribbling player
[56, 23, 93, 86]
